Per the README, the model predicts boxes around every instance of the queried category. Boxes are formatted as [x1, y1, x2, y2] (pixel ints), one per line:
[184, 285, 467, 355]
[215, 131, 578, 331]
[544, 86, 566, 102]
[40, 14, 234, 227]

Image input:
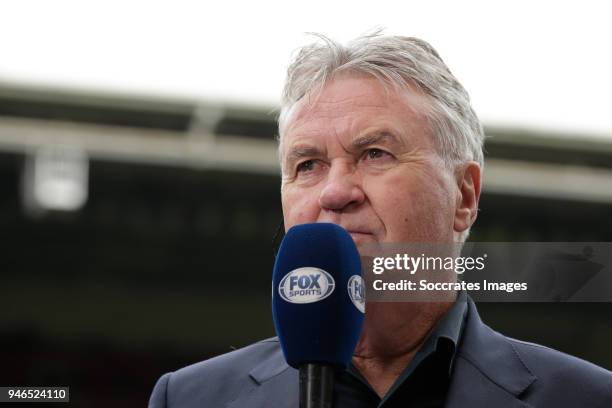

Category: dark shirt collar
[347, 290, 468, 405]
[430, 289, 468, 374]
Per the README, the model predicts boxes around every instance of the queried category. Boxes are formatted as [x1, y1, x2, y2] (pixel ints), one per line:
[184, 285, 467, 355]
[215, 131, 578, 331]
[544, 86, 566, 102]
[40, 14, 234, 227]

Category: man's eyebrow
[285, 146, 323, 163]
[350, 131, 403, 150]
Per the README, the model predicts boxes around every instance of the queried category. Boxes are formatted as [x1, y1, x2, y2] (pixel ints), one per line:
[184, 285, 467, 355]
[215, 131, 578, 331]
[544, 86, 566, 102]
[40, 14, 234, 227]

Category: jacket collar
[248, 339, 291, 384]
[227, 341, 296, 408]
[445, 298, 536, 407]
[458, 298, 536, 395]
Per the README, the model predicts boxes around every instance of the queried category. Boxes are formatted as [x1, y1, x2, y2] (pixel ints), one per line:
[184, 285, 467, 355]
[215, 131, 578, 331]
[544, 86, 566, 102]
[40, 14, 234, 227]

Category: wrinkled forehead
[278, 75, 433, 158]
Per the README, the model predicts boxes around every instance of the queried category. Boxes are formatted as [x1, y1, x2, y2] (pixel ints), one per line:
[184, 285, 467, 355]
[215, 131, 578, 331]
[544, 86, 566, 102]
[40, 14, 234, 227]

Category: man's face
[280, 75, 460, 245]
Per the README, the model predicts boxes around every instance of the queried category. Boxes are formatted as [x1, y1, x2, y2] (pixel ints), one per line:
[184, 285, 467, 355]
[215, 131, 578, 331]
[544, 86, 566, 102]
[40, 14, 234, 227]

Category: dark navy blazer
[149, 299, 612, 407]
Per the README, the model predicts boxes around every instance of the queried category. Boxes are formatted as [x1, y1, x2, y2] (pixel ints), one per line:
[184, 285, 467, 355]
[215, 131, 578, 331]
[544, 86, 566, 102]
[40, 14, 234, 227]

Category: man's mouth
[314, 221, 376, 244]
[346, 230, 375, 245]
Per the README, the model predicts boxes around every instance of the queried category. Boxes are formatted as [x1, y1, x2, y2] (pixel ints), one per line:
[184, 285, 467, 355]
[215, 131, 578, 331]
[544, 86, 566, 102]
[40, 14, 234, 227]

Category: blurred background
[1, 1, 611, 406]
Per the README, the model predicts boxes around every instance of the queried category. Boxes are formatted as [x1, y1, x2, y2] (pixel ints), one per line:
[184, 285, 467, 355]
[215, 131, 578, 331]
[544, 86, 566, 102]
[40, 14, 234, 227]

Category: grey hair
[278, 32, 485, 171]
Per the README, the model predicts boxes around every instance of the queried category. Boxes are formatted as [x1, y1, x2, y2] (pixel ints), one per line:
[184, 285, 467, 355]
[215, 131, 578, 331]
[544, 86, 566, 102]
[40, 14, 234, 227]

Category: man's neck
[351, 301, 454, 398]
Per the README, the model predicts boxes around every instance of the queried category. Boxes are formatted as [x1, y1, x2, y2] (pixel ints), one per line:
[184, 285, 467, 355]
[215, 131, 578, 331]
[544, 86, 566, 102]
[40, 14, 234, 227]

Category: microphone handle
[299, 363, 335, 408]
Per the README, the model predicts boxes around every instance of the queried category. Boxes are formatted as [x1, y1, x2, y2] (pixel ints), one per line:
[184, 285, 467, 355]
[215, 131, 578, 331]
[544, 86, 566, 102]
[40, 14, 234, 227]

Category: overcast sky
[1, 0, 611, 138]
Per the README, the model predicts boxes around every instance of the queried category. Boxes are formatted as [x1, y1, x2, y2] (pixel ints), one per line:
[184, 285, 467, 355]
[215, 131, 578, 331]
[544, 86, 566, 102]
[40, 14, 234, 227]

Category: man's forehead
[289, 78, 394, 122]
[284, 75, 429, 135]
[281, 76, 431, 153]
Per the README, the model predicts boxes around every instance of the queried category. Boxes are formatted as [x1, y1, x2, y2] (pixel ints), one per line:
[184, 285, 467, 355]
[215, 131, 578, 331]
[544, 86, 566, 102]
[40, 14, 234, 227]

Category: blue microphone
[272, 223, 365, 408]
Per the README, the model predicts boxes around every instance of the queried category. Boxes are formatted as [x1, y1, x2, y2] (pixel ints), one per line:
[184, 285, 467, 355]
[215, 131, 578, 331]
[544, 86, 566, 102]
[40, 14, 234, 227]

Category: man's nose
[318, 164, 365, 211]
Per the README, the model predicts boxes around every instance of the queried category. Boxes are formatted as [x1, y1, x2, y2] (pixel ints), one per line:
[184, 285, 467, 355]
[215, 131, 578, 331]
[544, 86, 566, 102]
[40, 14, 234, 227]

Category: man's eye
[364, 148, 388, 160]
[296, 160, 315, 173]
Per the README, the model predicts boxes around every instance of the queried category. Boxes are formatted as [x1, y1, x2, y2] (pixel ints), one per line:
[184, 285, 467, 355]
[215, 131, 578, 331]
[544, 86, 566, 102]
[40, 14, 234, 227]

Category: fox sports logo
[348, 275, 365, 313]
[279, 267, 335, 304]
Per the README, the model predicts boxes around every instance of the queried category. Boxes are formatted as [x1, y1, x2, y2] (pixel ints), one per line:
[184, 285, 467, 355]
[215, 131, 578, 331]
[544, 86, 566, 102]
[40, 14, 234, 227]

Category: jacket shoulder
[455, 299, 612, 407]
[149, 338, 284, 408]
[172, 337, 282, 381]
[508, 336, 612, 404]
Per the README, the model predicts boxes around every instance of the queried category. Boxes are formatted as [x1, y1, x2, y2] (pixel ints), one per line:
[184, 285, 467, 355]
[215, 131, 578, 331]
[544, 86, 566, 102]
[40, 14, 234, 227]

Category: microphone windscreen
[272, 223, 365, 369]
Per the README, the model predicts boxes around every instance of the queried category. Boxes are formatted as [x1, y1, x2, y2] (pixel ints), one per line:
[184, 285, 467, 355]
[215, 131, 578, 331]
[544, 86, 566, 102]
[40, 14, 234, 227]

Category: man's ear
[453, 161, 481, 233]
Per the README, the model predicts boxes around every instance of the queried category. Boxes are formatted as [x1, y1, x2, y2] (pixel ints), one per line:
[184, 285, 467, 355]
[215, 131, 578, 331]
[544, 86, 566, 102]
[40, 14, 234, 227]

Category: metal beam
[0, 116, 279, 174]
[2, 117, 612, 203]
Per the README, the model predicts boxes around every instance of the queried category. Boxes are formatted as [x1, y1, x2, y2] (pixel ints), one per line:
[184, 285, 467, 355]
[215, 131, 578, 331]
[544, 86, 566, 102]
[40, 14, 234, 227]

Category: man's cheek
[283, 197, 317, 226]
[295, 203, 318, 223]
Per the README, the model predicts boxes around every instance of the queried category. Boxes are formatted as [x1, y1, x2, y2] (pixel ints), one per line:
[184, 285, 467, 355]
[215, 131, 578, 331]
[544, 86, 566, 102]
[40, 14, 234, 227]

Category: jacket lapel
[226, 344, 298, 408]
[446, 299, 536, 408]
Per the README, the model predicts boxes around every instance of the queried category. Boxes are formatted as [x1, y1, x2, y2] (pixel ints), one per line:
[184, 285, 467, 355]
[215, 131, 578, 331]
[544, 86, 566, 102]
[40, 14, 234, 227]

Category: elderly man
[149, 34, 612, 407]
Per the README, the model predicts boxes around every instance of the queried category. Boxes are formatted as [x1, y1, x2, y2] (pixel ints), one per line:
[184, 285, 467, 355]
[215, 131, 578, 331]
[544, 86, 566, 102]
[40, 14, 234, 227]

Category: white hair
[278, 32, 485, 170]
[278, 33, 484, 242]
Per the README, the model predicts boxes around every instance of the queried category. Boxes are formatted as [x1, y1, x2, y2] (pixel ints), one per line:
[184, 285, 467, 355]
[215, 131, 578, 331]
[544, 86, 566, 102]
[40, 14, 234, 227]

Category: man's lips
[346, 230, 376, 244]
[346, 230, 372, 236]
[314, 221, 376, 242]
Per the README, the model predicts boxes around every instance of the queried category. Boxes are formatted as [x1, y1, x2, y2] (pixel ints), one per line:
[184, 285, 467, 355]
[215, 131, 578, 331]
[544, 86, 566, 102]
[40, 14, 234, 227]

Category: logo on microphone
[279, 267, 335, 304]
[348, 275, 365, 313]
